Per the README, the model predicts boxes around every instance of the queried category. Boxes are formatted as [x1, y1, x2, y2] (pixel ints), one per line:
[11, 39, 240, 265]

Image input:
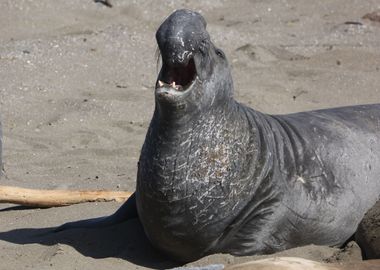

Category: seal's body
[58, 9, 380, 262]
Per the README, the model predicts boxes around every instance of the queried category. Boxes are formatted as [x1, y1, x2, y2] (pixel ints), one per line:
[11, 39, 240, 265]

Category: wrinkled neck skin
[136, 77, 285, 261]
[137, 92, 346, 261]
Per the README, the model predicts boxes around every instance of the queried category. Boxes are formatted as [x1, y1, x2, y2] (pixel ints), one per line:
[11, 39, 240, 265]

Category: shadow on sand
[0, 218, 180, 269]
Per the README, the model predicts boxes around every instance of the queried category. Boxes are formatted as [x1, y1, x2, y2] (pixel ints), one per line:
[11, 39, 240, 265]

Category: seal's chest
[137, 114, 258, 240]
[140, 143, 252, 232]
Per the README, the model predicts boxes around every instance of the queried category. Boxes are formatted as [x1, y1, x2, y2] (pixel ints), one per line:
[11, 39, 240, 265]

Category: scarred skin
[57, 9, 380, 263]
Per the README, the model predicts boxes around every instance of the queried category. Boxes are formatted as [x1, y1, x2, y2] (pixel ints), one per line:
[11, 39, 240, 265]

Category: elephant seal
[57, 9, 380, 262]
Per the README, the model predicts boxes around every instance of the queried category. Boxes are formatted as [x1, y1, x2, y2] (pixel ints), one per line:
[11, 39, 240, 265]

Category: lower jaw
[155, 87, 186, 97]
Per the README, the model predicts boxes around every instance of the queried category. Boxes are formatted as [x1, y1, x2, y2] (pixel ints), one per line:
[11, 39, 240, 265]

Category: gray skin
[57, 9, 380, 263]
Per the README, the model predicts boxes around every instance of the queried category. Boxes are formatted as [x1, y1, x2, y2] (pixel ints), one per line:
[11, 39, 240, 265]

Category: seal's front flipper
[55, 192, 137, 232]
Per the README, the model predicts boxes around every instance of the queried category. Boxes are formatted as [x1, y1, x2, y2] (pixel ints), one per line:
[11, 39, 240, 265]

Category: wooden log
[225, 257, 380, 270]
[0, 185, 131, 207]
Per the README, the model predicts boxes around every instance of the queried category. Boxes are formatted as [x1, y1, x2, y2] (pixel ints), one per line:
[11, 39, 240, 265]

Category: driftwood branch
[0, 185, 131, 207]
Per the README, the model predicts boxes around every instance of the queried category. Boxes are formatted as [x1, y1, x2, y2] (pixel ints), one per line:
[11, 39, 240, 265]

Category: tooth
[158, 80, 164, 87]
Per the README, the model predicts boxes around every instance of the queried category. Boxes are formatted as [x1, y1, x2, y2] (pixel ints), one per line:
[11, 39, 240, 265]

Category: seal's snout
[156, 9, 207, 93]
[156, 9, 207, 64]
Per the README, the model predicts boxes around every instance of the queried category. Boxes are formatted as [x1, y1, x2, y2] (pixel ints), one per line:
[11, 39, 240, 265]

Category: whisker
[155, 47, 162, 73]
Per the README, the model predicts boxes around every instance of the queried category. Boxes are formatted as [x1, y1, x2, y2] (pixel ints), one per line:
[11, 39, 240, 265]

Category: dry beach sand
[0, 0, 380, 269]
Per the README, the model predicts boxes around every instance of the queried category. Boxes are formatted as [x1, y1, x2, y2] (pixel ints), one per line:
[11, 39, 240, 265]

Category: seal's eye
[215, 48, 225, 59]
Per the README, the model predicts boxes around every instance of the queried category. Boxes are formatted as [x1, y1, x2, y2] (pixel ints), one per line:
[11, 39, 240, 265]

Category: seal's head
[155, 9, 233, 118]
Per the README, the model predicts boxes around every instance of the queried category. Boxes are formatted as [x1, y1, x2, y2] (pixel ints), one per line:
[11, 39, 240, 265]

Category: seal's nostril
[156, 9, 208, 58]
[179, 51, 192, 63]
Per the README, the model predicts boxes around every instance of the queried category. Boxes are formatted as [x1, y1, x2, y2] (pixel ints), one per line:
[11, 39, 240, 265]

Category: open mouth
[156, 58, 197, 92]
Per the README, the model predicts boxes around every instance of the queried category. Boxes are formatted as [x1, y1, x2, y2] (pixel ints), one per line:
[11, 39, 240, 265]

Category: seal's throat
[157, 58, 197, 92]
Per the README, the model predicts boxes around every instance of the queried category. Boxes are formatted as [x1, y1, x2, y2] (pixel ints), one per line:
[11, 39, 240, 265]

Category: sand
[0, 0, 379, 269]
